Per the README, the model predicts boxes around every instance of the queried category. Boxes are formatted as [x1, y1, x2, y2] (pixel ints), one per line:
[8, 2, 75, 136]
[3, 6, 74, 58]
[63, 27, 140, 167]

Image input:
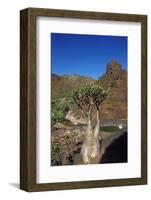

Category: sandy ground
[51, 124, 127, 166]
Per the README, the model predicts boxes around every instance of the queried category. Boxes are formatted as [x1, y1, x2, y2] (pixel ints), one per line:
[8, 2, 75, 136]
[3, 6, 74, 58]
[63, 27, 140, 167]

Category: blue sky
[51, 33, 127, 79]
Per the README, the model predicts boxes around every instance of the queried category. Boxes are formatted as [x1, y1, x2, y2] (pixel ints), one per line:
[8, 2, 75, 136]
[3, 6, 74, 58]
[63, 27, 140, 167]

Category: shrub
[51, 110, 64, 123]
[51, 98, 73, 124]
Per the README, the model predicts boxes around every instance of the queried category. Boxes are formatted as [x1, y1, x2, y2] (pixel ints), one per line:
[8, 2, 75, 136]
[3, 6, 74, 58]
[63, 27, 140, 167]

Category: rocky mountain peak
[106, 60, 122, 80]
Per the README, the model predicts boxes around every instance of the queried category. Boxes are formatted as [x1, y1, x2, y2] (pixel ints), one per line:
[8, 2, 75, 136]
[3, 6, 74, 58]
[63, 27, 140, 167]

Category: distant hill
[51, 74, 95, 99]
[51, 60, 127, 122]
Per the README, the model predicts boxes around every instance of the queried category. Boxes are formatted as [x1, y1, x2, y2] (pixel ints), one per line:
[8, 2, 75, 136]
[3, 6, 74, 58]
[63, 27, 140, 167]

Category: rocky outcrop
[106, 60, 122, 79]
[98, 60, 127, 121]
[65, 110, 86, 125]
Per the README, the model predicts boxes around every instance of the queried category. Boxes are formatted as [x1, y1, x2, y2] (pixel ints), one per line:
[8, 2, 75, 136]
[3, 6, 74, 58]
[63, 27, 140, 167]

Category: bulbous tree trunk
[72, 84, 109, 164]
[81, 106, 101, 164]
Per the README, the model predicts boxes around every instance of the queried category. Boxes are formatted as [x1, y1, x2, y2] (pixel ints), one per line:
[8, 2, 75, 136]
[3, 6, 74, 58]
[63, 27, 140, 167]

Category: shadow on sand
[101, 131, 127, 163]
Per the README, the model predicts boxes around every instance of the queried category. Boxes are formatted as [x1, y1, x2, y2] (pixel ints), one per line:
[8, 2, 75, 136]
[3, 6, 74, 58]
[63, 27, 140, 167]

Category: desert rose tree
[72, 84, 109, 164]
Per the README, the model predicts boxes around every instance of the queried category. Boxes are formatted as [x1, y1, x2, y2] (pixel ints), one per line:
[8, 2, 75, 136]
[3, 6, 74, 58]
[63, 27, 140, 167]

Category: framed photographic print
[20, 8, 147, 191]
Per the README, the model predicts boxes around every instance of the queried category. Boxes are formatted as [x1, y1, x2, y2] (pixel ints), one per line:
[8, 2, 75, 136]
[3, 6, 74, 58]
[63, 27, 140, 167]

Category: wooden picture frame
[20, 7, 147, 192]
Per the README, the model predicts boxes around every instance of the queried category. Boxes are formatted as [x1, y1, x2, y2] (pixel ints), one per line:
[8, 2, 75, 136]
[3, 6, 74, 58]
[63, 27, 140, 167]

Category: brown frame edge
[20, 7, 147, 192]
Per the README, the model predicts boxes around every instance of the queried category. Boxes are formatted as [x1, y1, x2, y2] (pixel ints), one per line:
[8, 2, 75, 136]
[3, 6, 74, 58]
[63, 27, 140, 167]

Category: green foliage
[51, 98, 74, 124]
[100, 126, 120, 132]
[72, 84, 109, 108]
[51, 110, 64, 123]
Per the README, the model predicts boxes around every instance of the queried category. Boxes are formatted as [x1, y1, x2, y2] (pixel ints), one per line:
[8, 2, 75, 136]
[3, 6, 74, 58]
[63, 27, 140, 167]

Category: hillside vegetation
[51, 60, 127, 123]
[51, 74, 95, 99]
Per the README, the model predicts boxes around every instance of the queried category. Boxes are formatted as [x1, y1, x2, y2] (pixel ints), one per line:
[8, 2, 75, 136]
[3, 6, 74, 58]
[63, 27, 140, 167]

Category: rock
[66, 110, 86, 125]
[53, 122, 67, 129]
[106, 60, 122, 79]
